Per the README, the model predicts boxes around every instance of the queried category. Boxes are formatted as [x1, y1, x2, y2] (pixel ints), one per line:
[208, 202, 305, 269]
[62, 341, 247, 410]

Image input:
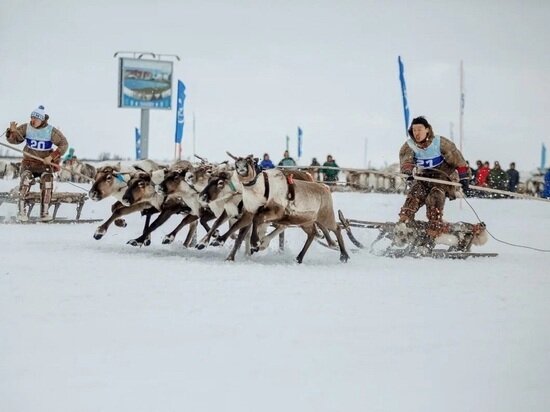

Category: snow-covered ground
[1, 179, 549, 412]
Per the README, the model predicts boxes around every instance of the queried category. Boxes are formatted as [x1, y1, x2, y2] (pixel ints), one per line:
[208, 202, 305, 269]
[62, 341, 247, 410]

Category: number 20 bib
[26, 125, 53, 151]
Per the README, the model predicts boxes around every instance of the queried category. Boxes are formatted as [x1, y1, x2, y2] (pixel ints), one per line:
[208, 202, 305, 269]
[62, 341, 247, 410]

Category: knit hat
[30, 105, 46, 121]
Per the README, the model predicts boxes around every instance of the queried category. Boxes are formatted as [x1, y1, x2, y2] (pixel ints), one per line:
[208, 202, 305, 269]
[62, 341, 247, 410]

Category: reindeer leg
[163, 214, 198, 245]
[259, 225, 286, 251]
[110, 201, 128, 228]
[94, 203, 148, 240]
[226, 225, 251, 261]
[197, 210, 228, 250]
[296, 224, 317, 264]
[182, 220, 199, 248]
[211, 211, 254, 247]
[128, 208, 174, 247]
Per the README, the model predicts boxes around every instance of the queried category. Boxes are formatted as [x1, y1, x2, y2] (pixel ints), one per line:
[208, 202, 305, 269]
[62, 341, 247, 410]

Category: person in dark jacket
[487, 161, 508, 192]
[259, 153, 275, 169]
[506, 162, 520, 192]
[320, 155, 339, 182]
[278, 150, 297, 167]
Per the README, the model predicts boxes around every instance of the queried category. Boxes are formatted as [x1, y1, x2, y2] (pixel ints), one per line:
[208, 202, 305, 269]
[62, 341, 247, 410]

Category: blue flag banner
[398, 56, 410, 137]
[542, 143, 547, 170]
[297, 127, 303, 158]
[175, 80, 186, 144]
[135, 127, 141, 160]
[286, 135, 290, 152]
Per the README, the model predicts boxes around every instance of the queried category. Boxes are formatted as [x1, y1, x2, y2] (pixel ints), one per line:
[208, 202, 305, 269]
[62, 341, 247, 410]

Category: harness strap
[286, 173, 295, 201]
[242, 171, 269, 199]
[263, 172, 269, 199]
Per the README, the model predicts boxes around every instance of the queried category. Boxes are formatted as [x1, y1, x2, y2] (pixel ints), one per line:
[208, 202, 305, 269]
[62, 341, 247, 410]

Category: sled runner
[337, 210, 498, 259]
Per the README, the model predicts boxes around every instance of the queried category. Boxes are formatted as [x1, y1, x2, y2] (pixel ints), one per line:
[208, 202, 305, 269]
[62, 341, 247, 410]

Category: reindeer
[123, 162, 214, 247]
[214, 153, 349, 263]
[201, 164, 323, 254]
[196, 168, 244, 250]
[89, 161, 166, 240]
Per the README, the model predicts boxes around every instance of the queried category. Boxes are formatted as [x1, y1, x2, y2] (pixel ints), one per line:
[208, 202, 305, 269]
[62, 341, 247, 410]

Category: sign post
[114, 51, 180, 159]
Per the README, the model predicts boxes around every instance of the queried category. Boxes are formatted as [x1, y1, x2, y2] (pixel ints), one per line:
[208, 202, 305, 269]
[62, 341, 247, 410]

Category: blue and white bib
[25, 125, 54, 151]
[406, 135, 444, 169]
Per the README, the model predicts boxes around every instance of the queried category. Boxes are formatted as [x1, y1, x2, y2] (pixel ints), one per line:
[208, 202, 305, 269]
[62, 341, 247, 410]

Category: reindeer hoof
[296, 257, 303, 264]
[340, 254, 349, 263]
[143, 238, 151, 247]
[114, 218, 127, 228]
[250, 246, 259, 254]
[93, 229, 105, 240]
[210, 239, 224, 247]
[127, 239, 142, 247]
[162, 235, 175, 244]
[196, 243, 206, 250]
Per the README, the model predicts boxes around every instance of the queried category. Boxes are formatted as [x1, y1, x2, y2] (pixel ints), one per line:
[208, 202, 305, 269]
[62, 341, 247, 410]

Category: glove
[43, 149, 61, 171]
[457, 166, 470, 194]
[460, 177, 469, 193]
[403, 172, 414, 190]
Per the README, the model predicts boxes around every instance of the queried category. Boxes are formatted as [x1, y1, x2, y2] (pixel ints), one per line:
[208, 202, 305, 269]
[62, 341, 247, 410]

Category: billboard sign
[118, 58, 173, 109]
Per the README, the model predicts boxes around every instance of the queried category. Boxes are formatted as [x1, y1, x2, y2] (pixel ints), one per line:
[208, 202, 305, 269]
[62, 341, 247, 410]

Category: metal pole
[140, 108, 150, 159]
[459, 60, 464, 153]
[192, 112, 196, 159]
[363, 137, 368, 168]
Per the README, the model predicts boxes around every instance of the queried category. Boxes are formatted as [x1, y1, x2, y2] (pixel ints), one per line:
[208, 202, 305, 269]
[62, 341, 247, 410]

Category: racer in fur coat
[398, 116, 470, 238]
[6, 105, 69, 221]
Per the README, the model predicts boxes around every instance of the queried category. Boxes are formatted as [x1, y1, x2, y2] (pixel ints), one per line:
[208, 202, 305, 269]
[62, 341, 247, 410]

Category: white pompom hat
[30, 105, 46, 121]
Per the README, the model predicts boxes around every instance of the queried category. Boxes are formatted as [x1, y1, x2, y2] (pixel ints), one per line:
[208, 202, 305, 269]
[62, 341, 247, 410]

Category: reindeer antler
[194, 154, 208, 163]
[226, 151, 238, 160]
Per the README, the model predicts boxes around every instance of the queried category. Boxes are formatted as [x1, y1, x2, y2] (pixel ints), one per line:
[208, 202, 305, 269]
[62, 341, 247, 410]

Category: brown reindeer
[123, 164, 215, 247]
[215, 153, 349, 263]
[89, 162, 166, 241]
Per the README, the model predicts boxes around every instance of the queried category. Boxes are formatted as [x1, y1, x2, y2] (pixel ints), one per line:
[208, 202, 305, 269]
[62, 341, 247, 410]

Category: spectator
[506, 162, 520, 192]
[259, 153, 275, 170]
[62, 147, 77, 166]
[278, 150, 296, 167]
[310, 157, 320, 167]
[321, 154, 340, 182]
[476, 161, 491, 187]
[487, 161, 508, 194]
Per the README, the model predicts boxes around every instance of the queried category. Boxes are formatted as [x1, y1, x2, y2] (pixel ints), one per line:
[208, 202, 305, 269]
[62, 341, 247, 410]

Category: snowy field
[1, 179, 549, 412]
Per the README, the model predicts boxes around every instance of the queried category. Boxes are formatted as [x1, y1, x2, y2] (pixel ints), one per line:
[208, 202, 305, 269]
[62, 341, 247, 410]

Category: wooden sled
[337, 210, 498, 259]
[0, 191, 97, 222]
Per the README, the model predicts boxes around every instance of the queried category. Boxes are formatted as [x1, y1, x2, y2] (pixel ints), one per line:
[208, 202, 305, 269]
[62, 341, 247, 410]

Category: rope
[461, 195, 550, 253]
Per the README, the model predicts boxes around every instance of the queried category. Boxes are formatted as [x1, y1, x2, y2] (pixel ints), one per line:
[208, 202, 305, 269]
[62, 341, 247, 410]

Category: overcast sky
[1, 0, 549, 169]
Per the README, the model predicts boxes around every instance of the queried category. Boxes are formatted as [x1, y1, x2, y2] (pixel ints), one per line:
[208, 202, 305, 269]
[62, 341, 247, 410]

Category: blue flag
[297, 127, 303, 158]
[542, 143, 547, 170]
[174, 80, 186, 144]
[135, 127, 141, 160]
[398, 56, 410, 137]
